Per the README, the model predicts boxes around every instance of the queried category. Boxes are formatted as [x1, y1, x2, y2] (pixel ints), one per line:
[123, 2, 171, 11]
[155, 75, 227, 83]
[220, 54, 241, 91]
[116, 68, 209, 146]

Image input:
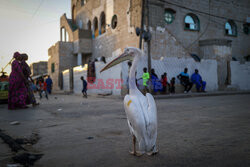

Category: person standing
[161, 73, 168, 94]
[177, 68, 193, 93]
[191, 69, 206, 92]
[46, 75, 53, 94]
[151, 69, 162, 93]
[142, 67, 149, 94]
[21, 53, 39, 107]
[39, 78, 48, 99]
[169, 77, 176, 93]
[8, 52, 28, 110]
[81, 76, 88, 98]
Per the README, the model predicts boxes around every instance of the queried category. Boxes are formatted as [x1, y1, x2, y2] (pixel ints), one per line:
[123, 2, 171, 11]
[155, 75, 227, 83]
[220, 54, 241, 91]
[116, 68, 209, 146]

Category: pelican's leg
[129, 135, 136, 155]
[129, 135, 144, 156]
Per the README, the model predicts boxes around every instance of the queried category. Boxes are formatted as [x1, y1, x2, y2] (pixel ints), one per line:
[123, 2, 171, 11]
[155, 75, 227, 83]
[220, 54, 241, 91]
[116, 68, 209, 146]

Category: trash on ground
[10, 121, 20, 125]
[86, 137, 94, 140]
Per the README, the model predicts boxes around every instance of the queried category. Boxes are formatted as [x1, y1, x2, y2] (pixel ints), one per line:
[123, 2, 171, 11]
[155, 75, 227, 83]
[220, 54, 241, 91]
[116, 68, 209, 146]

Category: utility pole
[145, 0, 151, 76]
[139, 0, 145, 49]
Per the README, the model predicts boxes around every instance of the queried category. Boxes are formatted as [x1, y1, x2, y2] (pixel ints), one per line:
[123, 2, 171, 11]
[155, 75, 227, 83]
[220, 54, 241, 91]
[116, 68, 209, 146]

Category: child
[169, 77, 175, 94]
[81, 76, 88, 98]
[161, 73, 168, 94]
[39, 78, 48, 99]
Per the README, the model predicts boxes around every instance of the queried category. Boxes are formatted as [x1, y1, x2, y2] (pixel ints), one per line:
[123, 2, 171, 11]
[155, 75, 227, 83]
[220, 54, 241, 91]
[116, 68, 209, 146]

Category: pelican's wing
[145, 93, 157, 124]
[124, 95, 147, 146]
[145, 93, 158, 152]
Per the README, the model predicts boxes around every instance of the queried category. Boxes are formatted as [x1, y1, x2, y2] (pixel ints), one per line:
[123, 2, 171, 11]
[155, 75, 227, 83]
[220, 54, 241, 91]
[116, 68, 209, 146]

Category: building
[30, 61, 48, 77]
[48, 0, 250, 92]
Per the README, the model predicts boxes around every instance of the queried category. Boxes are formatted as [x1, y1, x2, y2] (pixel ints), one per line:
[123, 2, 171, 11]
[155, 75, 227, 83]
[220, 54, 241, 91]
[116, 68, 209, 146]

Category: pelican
[100, 47, 158, 156]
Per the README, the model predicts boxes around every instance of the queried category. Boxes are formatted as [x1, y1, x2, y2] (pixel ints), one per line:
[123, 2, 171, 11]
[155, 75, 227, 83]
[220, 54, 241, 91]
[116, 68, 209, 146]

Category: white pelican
[101, 47, 158, 156]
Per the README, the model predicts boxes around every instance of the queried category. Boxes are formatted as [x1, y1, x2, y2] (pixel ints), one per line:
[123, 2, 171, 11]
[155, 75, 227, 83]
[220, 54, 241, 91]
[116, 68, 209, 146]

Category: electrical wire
[31, 0, 45, 19]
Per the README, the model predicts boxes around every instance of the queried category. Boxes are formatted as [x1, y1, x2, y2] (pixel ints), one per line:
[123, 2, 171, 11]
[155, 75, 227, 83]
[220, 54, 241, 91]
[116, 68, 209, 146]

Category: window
[111, 15, 118, 29]
[93, 17, 98, 38]
[164, 9, 175, 24]
[81, 0, 86, 6]
[61, 27, 69, 42]
[225, 20, 237, 36]
[100, 12, 106, 34]
[243, 23, 249, 35]
[184, 14, 200, 31]
[78, 20, 83, 29]
[87, 20, 91, 31]
[51, 63, 55, 73]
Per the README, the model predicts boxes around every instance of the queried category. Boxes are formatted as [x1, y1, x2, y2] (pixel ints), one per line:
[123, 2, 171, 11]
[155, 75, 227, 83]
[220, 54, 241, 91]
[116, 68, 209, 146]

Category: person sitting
[191, 69, 206, 92]
[151, 69, 162, 93]
[177, 68, 193, 93]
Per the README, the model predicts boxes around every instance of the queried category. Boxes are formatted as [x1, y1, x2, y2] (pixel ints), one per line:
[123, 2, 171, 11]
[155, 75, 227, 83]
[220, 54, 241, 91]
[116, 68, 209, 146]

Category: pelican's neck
[129, 55, 141, 95]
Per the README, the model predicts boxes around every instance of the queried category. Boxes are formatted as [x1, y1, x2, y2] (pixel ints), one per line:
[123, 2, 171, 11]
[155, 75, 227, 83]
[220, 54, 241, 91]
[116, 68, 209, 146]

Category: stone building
[48, 0, 250, 91]
[30, 61, 48, 77]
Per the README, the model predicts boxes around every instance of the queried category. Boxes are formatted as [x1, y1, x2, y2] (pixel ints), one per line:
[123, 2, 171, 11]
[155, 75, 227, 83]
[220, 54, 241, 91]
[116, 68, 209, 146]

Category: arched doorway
[93, 17, 98, 38]
[87, 20, 92, 31]
[100, 12, 106, 34]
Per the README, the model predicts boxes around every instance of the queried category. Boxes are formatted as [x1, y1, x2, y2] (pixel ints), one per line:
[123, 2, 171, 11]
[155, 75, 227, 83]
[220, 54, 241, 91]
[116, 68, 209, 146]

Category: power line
[31, 0, 45, 18]
[152, 0, 247, 23]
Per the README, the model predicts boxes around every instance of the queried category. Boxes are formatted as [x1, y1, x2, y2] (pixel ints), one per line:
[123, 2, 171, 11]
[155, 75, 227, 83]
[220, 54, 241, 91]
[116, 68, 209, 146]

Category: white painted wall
[71, 57, 123, 96]
[122, 56, 218, 91]
[63, 70, 70, 91]
[231, 61, 250, 90]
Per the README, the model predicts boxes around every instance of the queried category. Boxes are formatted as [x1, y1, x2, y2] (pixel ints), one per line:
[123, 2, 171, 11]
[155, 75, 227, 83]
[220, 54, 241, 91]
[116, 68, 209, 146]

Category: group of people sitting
[141, 67, 206, 94]
[177, 68, 206, 93]
[8, 52, 53, 110]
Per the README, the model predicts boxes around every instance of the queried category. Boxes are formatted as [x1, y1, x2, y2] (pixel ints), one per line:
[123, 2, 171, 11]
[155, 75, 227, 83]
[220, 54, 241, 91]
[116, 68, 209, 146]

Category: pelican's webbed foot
[129, 151, 144, 157]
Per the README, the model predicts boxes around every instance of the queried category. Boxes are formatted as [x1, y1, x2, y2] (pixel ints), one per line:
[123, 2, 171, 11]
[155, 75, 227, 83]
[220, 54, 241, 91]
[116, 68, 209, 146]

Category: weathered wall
[199, 40, 232, 90]
[148, 0, 250, 62]
[149, 27, 190, 59]
[30, 61, 48, 76]
[60, 14, 74, 42]
[63, 70, 70, 91]
[48, 43, 60, 91]
[75, 0, 140, 60]
[48, 41, 76, 91]
[231, 61, 250, 90]
[66, 58, 123, 96]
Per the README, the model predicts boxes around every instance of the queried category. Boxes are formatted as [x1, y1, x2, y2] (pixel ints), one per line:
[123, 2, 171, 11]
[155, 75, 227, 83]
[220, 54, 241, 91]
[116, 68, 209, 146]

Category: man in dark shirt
[177, 68, 193, 93]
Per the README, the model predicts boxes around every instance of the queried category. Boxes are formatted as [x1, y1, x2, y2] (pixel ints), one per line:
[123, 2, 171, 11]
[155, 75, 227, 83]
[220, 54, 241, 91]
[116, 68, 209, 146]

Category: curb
[93, 91, 250, 100]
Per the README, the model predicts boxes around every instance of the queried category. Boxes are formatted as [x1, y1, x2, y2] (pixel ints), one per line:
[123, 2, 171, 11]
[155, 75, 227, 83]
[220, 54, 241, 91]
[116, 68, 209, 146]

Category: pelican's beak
[100, 52, 133, 73]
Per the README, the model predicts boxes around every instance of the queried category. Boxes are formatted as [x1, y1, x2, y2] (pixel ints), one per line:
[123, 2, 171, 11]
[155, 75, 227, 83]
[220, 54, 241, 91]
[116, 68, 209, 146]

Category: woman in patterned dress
[8, 52, 28, 110]
[20, 53, 39, 106]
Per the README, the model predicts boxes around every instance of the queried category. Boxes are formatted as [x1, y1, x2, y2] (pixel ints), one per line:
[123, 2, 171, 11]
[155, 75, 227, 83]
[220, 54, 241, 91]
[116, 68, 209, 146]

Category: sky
[0, 0, 71, 74]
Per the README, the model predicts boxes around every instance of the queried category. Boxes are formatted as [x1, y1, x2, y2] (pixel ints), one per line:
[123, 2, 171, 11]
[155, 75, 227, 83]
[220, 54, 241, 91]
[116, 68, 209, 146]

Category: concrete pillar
[77, 53, 82, 66]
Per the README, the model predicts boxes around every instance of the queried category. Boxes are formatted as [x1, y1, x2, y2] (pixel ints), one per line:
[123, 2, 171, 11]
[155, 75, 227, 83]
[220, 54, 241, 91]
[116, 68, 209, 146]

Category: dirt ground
[0, 94, 250, 167]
